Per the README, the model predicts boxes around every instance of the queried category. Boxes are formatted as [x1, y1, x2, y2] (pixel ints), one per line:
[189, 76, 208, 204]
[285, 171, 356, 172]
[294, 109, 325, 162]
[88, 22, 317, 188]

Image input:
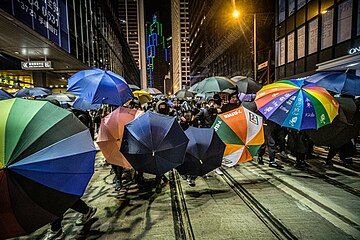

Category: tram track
[219, 168, 298, 240]
[169, 170, 195, 240]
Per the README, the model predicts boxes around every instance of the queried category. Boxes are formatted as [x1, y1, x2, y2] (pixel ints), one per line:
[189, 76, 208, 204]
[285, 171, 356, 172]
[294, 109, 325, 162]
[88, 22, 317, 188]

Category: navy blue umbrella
[0, 89, 13, 100]
[67, 68, 133, 106]
[121, 111, 189, 176]
[15, 87, 51, 98]
[71, 97, 101, 111]
[176, 127, 226, 176]
[305, 72, 360, 96]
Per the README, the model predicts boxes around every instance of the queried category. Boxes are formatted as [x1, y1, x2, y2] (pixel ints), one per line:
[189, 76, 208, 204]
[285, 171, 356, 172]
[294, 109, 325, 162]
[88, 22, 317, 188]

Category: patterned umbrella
[97, 107, 143, 169]
[0, 98, 95, 239]
[212, 106, 264, 167]
[255, 79, 339, 130]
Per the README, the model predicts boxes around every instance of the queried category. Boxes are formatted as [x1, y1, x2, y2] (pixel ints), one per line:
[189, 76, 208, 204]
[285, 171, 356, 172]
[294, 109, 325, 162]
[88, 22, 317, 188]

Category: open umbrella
[231, 76, 262, 93]
[304, 71, 360, 96]
[15, 87, 51, 98]
[0, 98, 96, 239]
[145, 87, 162, 95]
[71, 97, 101, 111]
[175, 89, 194, 99]
[190, 76, 235, 93]
[0, 89, 13, 100]
[67, 68, 133, 106]
[46, 93, 73, 103]
[120, 111, 189, 176]
[212, 106, 264, 167]
[176, 127, 226, 176]
[255, 79, 339, 130]
[133, 90, 152, 105]
[129, 84, 141, 90]
[97, 107, 143, 169]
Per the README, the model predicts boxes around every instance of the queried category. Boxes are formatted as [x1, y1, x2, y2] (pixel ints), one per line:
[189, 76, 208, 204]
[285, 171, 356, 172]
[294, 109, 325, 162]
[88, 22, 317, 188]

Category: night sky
[144, 0, 171, 37]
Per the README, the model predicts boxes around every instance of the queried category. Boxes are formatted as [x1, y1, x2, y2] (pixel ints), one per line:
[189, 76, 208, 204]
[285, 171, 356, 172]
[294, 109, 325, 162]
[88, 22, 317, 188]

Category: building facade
[117, 0, 147, 87]
[189, 0, 275, 85]
[171, 0, 190, 92]
[275, 0, 360, 80]
[146, 15, 170, 93]
[0, 0, 140, 92]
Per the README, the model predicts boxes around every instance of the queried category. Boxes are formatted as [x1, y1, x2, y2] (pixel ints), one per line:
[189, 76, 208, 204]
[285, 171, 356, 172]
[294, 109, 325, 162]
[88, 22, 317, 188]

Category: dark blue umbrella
[15, 87, 51, 98]
[176, 127, 226, 176]
[304, 72, 360, 96]
[0, 89, 13, 100]
[71, 97, 101, 111]
[67, 68, 133, 106]
[120, 111, 189, 176]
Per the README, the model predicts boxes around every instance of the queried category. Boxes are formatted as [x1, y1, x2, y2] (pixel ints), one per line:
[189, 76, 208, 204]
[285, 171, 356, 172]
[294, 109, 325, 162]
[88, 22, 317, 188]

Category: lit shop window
[297, 26, 306, 59]
[287, 32, 295, 63]
[337, 0, 353, 43]
[308, 18, 318, 55]
[321, 9, 334, 50]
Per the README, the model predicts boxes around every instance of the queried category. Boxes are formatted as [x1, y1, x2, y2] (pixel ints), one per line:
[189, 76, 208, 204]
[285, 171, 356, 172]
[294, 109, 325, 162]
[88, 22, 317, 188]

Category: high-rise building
[189, 0, 275, 85]
[146, 15, 170, 93]
[275, 0, 360, 80]
[171, 0, 190, 92]
[0, 0, 140, 92]
[118, 0, 147, 87]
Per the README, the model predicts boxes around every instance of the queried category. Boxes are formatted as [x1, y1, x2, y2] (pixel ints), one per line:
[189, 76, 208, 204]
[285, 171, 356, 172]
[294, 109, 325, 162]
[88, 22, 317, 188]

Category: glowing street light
[232, 9, 240, 19]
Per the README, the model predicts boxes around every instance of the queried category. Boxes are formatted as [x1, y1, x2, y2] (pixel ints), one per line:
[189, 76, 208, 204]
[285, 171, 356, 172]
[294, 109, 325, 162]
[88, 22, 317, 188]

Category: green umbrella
[189, 76, 235, 93]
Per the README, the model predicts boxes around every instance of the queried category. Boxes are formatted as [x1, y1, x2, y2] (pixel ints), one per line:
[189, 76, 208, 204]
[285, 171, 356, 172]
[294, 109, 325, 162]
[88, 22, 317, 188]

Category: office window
[289, 0, 295, 16]
[297, 26, 306, 58]
[298, 0, 306, 10]
[280, 37, 286, 65]
[321, 9, 333, 49]
[308, 18, 318, 54]
[287, 32, 295, 62]
[279, 0, 286, 23]
[337, 0, 352, 43]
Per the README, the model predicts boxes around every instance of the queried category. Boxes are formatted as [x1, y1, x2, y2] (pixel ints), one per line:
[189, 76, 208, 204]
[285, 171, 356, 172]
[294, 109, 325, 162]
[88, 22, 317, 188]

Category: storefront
[0, 71, 33, 93]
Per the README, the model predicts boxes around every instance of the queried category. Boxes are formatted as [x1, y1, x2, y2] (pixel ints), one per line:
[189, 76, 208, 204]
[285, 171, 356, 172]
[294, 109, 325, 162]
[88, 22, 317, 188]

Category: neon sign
[348, 46, 360, 55]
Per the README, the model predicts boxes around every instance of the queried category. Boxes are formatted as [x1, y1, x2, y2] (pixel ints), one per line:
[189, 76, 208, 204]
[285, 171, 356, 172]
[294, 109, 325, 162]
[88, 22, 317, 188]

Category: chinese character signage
[321, 9, 333, 50]
[308, 19, 318, 55]
[21, 61, 52, 70]
[0, 0, 70, 53]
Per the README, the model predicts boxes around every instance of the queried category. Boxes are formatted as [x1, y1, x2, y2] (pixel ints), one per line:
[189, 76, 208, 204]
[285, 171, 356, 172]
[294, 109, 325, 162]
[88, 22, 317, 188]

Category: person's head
[183, 110, 193, 122]
[156, 100, 170, 115]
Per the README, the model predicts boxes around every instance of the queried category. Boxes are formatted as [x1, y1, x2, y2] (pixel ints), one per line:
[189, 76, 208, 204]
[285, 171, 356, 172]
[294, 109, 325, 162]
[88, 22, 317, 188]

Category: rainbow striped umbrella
[255, 80, 339, 130]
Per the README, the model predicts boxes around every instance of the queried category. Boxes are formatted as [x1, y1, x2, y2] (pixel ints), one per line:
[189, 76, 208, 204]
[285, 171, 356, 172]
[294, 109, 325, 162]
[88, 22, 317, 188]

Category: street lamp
[232, 9, 257, 81]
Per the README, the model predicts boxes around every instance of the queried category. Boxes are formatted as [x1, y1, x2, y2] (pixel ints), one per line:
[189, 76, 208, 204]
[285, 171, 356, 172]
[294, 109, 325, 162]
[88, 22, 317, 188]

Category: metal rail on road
[219, 168, 298, 240]
[169, 170, 195, 240]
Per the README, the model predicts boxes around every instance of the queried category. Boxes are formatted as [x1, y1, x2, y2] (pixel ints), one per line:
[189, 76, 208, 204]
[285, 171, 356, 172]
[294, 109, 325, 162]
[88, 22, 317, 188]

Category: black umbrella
[121, 111, 189, 176]
[231, 76, 262, 94]
[176, 127, 226, 176]
[175, 89, 194, 99]
[307, 97, 360, 147]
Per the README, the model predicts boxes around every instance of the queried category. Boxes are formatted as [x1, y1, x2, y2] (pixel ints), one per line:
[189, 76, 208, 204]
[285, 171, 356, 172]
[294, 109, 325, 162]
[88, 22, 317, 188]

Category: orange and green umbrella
[212, 106, 264, 167]
[96, 107, 143, 169]
[255, 79, 339, 130]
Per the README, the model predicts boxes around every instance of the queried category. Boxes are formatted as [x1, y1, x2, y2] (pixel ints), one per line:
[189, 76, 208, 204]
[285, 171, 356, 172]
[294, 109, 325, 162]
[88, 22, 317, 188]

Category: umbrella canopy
[188, 82, 200, 93]
[71, 97, 101, 111]
[67, 68, 133, 106]
[255, 80, 339, 130]
[133, 90, 152, 104]
[175, 89, 194, 99]
[129, 84, 141, 90]
[120, 111, 189, 176]
[0, 98, 96, 239]
[304, 71, 360, 96]
[15, 87, 51, 98]
[145, 87, 162, 95]
[97, 107, 143, 169]
[307, 97, 360, 147]
[45, 93, 73, 103]
[231, 76, 262, 93]
[212, 106, 264, 167]
[176, 127, 226, 176]
[190, 76, 235, 93]
[0, 89, 14, 100]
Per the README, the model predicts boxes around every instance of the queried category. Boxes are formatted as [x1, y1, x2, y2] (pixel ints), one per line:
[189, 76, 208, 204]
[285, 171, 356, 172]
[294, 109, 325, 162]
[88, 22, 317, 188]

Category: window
[337, 0, 352, 43]
[358, 1, 360, 36]
[288, 0, 295, 16]
[297, 26, 306, 58]
[280, 37, 286, 65]
[308, 18, 318, 54]
[297, 0, 306, 10]
[279, 0, 286, 23]
[321, 9, 333, 49]
[287, 32, 295, 62]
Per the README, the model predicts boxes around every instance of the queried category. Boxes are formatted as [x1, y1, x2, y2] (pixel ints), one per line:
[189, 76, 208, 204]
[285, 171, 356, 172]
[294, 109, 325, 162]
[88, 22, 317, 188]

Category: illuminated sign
[348, 47, 360, 55]
[21, 61, 52, 70]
